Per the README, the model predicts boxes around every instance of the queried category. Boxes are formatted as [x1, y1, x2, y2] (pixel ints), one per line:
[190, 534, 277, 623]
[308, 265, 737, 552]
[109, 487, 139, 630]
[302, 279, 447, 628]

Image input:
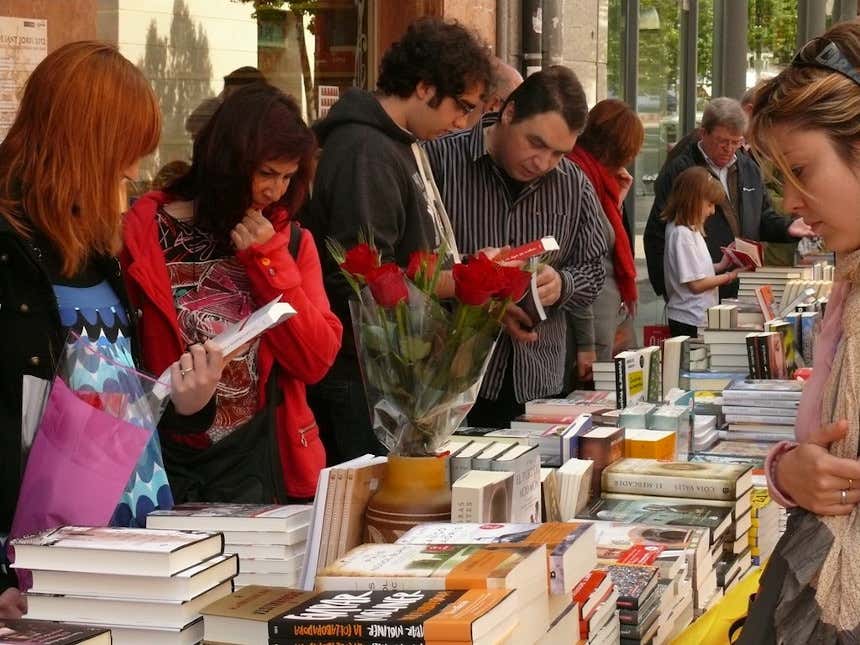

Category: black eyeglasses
[792, 38, 860, 87]
[453, 96, 477, 116]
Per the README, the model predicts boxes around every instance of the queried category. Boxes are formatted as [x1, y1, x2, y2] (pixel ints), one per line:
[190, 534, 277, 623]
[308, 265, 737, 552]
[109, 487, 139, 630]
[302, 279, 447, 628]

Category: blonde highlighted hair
[749, 20, 860, 194]
[0, 41, 160, 276]
[660, 166, 725, 233]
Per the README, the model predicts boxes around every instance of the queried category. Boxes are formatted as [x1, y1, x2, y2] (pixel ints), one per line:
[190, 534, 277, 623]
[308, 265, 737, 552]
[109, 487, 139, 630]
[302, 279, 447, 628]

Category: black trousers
[668, 318, 699, 338]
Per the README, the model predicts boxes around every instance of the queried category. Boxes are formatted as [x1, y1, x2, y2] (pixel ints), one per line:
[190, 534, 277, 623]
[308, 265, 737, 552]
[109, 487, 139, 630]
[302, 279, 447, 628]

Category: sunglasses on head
[791, 38, 860, 87]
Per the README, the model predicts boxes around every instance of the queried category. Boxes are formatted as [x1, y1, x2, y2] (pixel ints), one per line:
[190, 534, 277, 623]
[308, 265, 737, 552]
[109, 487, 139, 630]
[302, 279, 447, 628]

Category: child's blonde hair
[660, 166, 725, 233]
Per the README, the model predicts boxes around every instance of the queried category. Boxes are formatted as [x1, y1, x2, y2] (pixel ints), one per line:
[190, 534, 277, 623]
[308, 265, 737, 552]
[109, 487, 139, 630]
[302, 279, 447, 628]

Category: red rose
[452, 253, 500, 306]
[340, 243, 379, 278]
[406, 250, 439, 281]
[495, 265, 532, 301]
[367, 263, 409, 308]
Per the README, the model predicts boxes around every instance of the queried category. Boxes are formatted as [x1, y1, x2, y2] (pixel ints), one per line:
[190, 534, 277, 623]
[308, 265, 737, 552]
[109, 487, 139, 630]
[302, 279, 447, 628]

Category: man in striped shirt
[424, 66, 608, 428]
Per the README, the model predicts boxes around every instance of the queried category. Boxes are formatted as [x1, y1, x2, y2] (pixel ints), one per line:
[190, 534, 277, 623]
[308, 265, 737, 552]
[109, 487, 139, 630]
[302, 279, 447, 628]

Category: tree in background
[138, 0, 212, 180]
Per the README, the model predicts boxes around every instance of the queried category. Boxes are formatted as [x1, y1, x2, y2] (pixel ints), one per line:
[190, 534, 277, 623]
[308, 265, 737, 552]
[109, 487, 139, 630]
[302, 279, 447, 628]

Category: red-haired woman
[566, 99, 644, 384]
[123, 83, 342, 504]
[0, 42, 223, 616]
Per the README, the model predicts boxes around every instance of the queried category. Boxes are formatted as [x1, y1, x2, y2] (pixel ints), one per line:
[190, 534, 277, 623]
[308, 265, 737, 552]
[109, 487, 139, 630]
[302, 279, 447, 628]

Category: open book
[152, 295, 296, 400]
[722, 238, 763, 269]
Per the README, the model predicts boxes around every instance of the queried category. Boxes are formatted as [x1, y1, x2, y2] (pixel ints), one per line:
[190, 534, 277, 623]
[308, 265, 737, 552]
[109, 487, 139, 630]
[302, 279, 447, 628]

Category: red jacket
[122, 191, 342, 498]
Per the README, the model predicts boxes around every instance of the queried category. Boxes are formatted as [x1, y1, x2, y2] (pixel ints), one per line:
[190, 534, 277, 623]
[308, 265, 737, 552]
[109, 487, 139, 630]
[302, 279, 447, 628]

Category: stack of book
[572, 570, 621, 644]
[737, 266, 813, 303]
[146, 503, 310, 589]
[749, 488, 782, 566]
[721, 380, 802, 443]
[592, 360, 616, 393]
[315, 542, 550, 644]
[701, 329, 754, 375]
[450, 442, 542, 523]
[200, 584, 520, 645]
[13, 525, 236, 644]
[691, 439, 771, 472]
[600, 459, 755, 614]
[780, 277, 833, 310]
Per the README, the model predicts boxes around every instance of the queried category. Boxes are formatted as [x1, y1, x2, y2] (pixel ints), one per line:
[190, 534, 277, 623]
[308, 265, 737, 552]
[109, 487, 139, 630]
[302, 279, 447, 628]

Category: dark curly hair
[167, 82, 316, 244]
[502, 65, 588, 133]
[377, 17, 492, 106]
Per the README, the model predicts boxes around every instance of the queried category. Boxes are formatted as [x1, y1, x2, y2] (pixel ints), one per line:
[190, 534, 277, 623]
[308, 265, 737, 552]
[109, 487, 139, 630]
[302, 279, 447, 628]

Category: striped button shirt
[423, 114, 608, 402]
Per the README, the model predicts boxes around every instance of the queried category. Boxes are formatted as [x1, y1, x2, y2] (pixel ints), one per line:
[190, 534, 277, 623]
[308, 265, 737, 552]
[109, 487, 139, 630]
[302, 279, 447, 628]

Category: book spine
[601, 471, 740, 501]
[755, 335, 771, 379]
[315, 576, 445, 592]
[271, 619, 424, 642]
[745, 335, 759, 379]
[615, 356, 627, 410]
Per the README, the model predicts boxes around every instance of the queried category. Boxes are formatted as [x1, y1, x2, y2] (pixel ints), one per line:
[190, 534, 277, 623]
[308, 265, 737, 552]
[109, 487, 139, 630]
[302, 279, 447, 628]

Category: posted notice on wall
[0, 17, 47, 140]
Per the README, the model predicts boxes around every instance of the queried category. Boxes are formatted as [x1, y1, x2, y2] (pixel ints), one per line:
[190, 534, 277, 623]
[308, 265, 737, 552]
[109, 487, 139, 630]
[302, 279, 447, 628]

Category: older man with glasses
[644, 96, 813, 300]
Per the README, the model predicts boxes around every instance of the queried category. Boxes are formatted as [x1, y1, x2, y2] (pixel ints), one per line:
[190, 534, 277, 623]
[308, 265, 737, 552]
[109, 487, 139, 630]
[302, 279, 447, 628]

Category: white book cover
[396, 523, 538, 545]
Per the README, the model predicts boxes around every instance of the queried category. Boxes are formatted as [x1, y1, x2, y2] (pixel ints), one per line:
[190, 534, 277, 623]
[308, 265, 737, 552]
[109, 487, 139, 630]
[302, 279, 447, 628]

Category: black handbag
[161, 364, 288, 504]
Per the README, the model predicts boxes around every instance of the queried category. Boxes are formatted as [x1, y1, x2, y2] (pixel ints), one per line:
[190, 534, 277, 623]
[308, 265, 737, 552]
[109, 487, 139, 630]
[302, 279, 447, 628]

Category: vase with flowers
[328, 236, 532, 542]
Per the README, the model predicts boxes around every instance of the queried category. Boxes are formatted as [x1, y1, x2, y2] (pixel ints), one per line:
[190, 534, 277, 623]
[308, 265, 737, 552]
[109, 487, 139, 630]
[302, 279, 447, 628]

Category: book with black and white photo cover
[11, 526, 223, 577]
[601, 459, 753, 501]
[146, 503, 311, 533]
[490, 443, 542, 523]
[0, 619, 110, 645]
[582, 496, 732, 545]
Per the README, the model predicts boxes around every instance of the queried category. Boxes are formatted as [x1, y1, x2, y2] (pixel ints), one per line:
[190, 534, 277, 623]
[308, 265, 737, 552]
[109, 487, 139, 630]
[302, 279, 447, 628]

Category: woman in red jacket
[123, 83, 342, 502]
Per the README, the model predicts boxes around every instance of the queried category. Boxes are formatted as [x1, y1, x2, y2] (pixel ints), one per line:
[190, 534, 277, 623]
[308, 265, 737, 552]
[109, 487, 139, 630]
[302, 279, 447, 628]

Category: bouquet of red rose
[329, 238, 531, 456]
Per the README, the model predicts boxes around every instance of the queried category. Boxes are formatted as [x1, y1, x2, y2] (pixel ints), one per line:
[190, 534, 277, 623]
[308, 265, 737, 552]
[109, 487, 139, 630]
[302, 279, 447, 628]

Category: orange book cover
[444, 548, 515, 589]
[423, 588, 515, 642]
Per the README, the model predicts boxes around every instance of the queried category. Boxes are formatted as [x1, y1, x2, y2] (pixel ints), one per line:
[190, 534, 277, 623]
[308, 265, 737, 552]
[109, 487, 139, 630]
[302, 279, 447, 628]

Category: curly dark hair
[167, 82, 316, 244]
[377, 17, 492, 106]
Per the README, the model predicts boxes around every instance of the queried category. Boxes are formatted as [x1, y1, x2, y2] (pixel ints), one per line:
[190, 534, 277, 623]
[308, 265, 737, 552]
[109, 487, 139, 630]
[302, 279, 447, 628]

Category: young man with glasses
[300, 18, 492, 462]
[644, 97, 812, 300]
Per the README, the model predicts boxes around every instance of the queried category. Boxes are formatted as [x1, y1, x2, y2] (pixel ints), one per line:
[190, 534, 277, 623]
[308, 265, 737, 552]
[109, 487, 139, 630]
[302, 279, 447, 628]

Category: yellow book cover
[624, 429, 676, 461]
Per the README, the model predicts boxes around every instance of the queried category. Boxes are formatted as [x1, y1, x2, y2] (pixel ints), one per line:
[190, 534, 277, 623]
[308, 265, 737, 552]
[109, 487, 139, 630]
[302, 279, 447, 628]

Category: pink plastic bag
[9, 378, 152, 588]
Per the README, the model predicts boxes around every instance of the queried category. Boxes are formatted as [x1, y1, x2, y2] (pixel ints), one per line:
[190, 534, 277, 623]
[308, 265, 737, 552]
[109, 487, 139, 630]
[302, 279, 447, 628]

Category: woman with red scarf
[566, 99, 643, 384]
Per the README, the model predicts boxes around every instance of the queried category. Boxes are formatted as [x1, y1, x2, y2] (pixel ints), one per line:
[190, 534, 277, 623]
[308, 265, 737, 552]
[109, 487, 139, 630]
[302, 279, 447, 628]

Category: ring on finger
[842, 489, 849, 504]
[850, 479, 855, 491]
[180, 368, 193, 376]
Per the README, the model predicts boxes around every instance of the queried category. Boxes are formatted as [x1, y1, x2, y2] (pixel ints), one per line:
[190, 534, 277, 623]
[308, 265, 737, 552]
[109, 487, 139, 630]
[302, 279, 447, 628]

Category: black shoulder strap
[288, 221, 302, 260]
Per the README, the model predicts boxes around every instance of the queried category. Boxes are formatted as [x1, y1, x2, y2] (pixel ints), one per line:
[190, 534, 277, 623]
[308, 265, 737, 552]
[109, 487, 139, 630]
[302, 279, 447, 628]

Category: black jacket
[0, 218, 212, 591]
[300, 89, 437, 380]
[643, 140, 794, 299]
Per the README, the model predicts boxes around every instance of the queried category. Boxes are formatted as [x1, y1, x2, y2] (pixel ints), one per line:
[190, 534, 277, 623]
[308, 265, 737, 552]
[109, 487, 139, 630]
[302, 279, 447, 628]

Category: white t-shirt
[664, 222, 717, 327]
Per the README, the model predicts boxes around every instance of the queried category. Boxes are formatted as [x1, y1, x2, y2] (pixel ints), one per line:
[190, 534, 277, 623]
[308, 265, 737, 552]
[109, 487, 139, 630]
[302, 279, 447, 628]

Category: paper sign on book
[152, 295, 296, 399]
[497, 236, 559, 262]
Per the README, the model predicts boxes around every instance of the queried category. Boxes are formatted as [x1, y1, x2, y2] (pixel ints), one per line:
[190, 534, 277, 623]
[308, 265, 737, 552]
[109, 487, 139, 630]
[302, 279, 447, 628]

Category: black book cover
[269, 589, 464, 642]
[0, 619, 109, 644]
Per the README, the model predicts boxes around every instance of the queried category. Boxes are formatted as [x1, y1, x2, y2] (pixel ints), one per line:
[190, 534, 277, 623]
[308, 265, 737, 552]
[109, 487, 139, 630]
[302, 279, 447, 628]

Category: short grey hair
[701, 97, 748, 134]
